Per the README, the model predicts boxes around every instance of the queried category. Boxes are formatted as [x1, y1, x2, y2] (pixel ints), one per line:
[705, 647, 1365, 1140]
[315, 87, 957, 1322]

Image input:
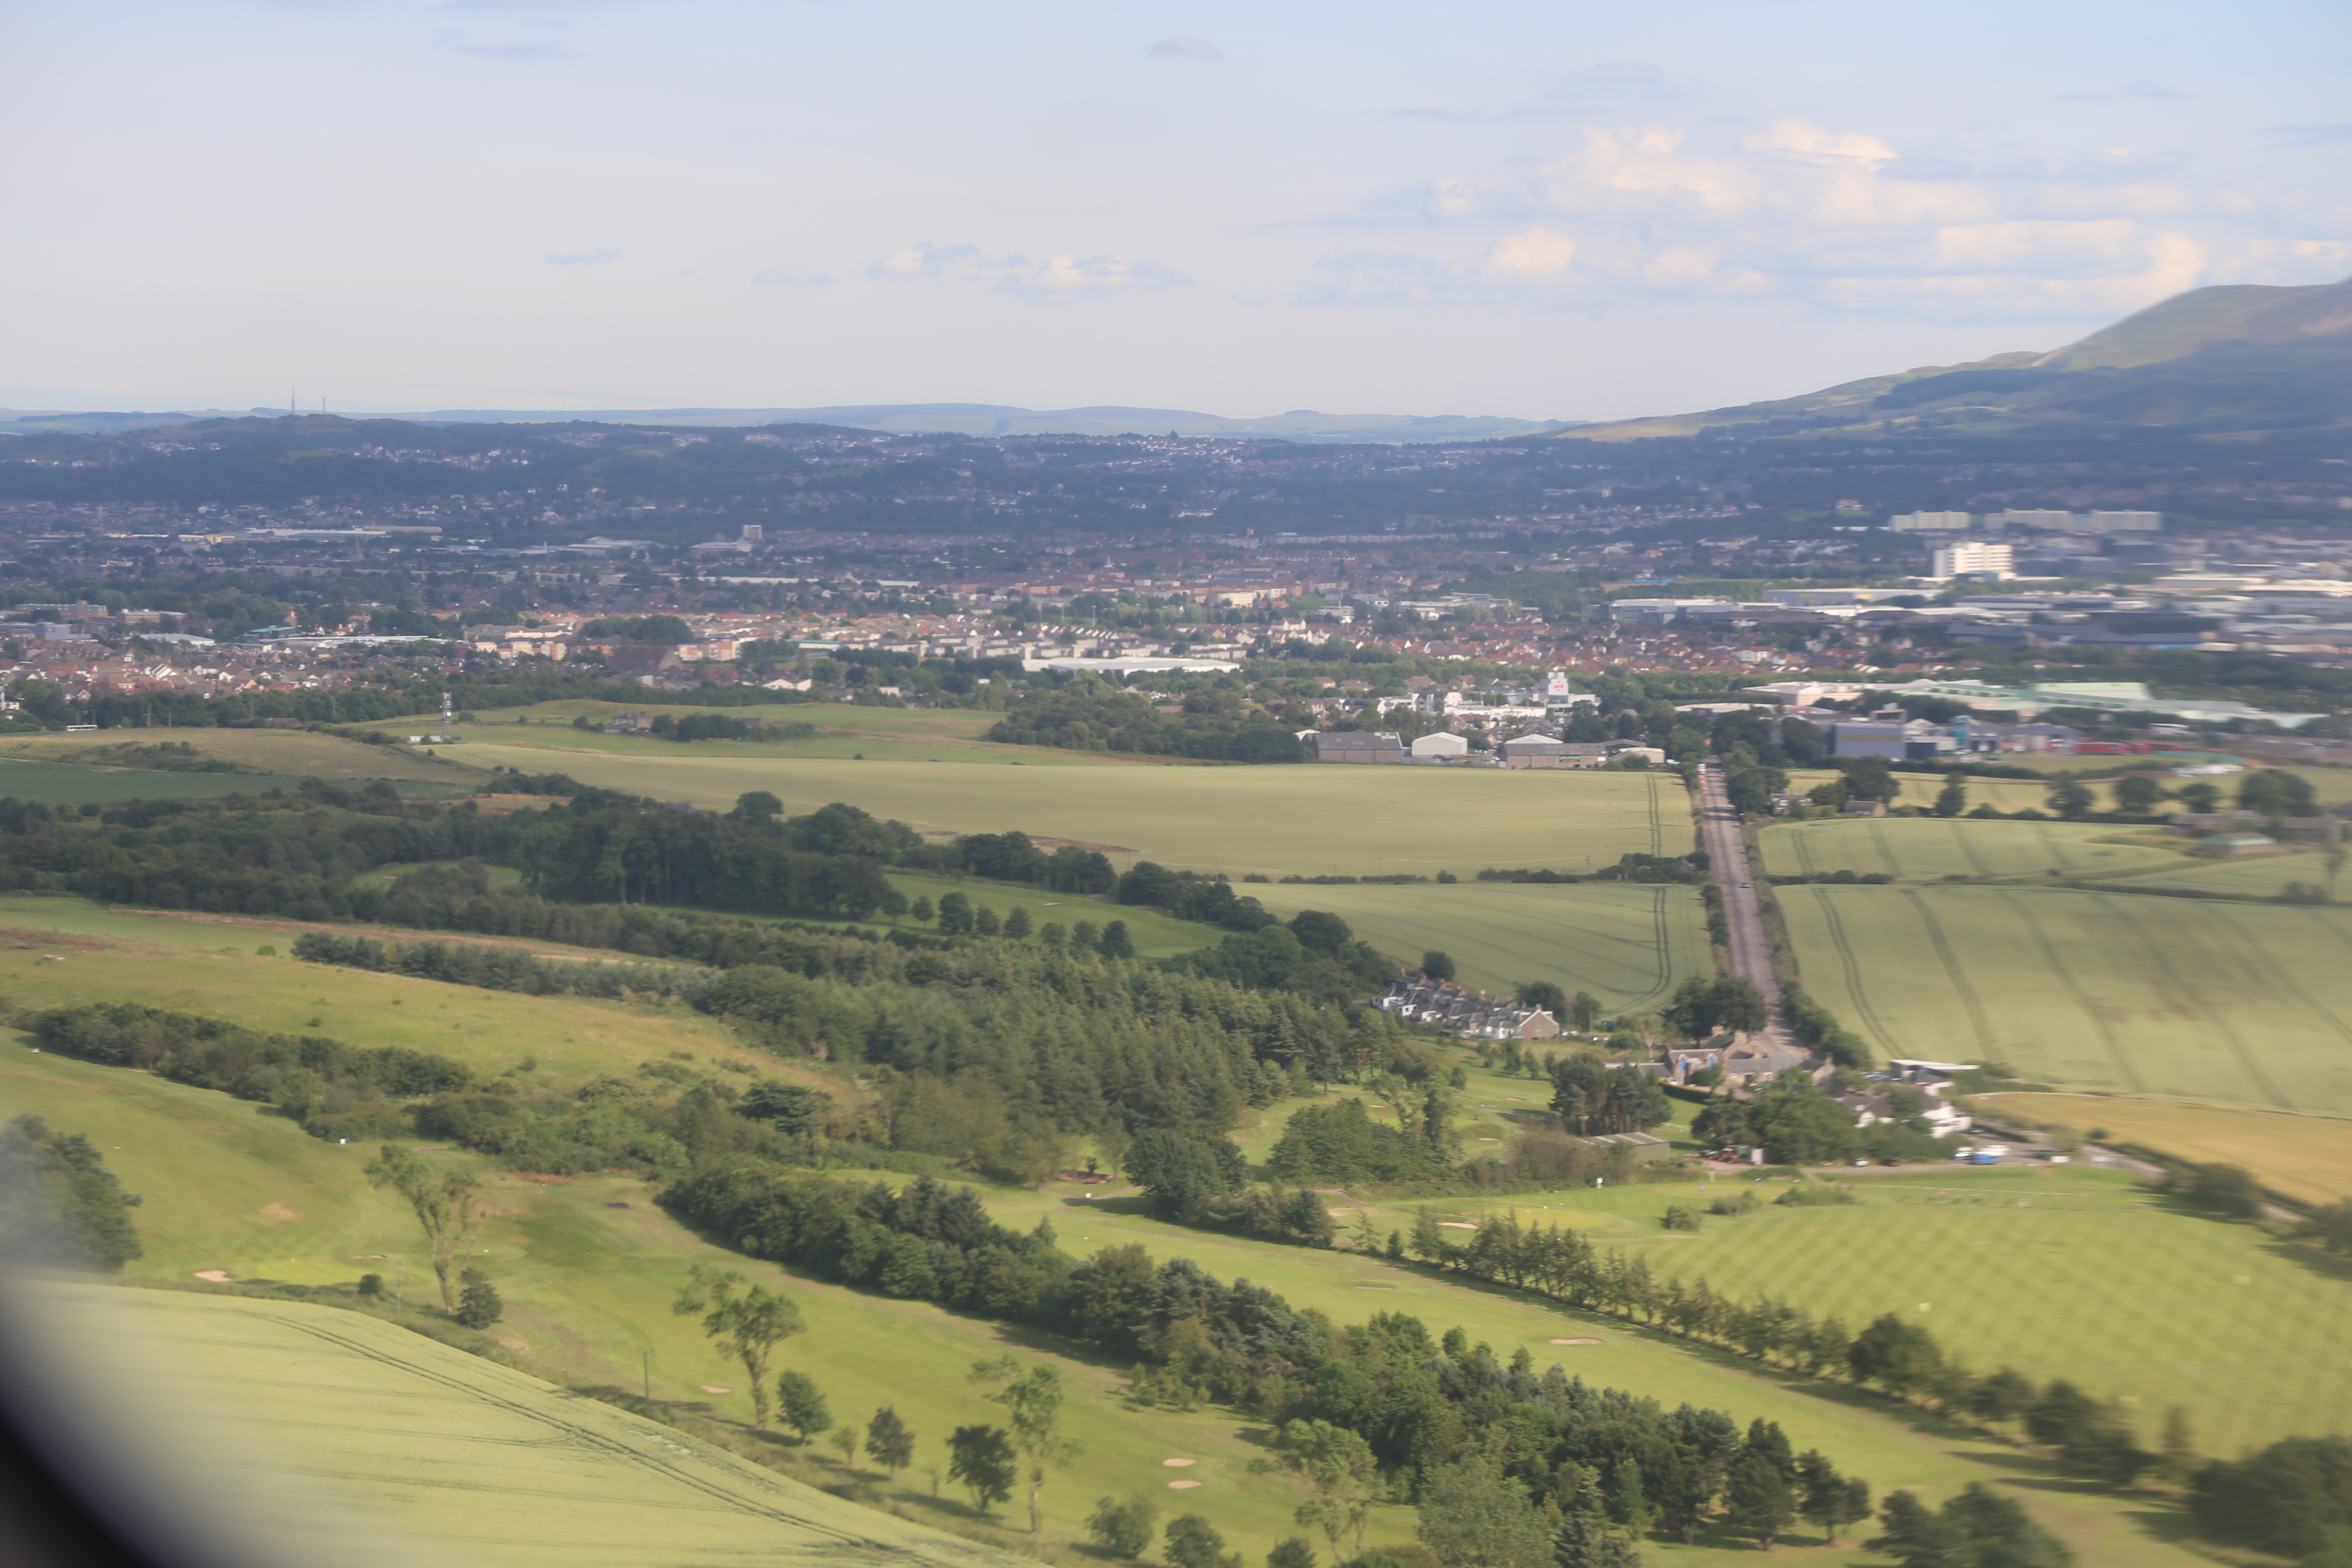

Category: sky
[3, 0, 2348, 422]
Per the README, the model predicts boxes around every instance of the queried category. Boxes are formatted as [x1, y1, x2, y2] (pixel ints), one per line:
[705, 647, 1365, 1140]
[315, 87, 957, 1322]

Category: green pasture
[21, 1283, 1027, 1568]
[450, 743, 1693, 879]
[0, 974, 2205, 1566]
[0, 755, 453, 804]
[1247, 882, 1709, 1016]
[1776, 883, 2352, 1116]
[878, 873, 1216, 959]
[1400, 1165, 2351, 1460]
[1759, 817, 2187, 881]
[0, 727, 484, 783]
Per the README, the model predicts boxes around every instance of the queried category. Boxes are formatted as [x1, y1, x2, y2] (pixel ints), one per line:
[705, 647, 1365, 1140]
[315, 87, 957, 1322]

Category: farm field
[762, 871, 1223, 960]
[1782, 769, 2104, 816]
[0, 961, 2207, 1567]
[452, 742, 1693, 878]
[1776, 883, 2352, 1116]
[1248, 881, 1710, 1016]
[1394, 1164, 2351, 1459]
[2114, 846, 2345, 900]
[433, 701, 1152, 768]
[1978, 1093, 2352, 1207]
[15, 1283, 1026, 1568]
[1758, 817, 2184, 881]
[0, 727, 484, 783]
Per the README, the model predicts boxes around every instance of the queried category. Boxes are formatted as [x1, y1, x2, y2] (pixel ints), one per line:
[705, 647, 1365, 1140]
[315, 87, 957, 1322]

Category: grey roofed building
[1307, 730, 1404, 763]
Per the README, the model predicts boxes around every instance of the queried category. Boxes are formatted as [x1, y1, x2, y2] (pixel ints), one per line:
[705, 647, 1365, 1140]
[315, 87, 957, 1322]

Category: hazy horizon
[5, 1, 2346, 421]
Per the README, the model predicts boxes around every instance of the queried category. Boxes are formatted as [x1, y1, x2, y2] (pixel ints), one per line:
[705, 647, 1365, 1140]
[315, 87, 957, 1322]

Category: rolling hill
[1568, 274, 2352, 441]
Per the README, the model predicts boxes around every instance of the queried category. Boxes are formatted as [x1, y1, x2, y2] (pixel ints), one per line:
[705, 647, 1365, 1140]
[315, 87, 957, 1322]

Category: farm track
[2002, 893, 2146, 1094]
[1901, 889, 1994, 1056]
[2205, 904, 2347, 1110]
[1951, 820, 1995, 878]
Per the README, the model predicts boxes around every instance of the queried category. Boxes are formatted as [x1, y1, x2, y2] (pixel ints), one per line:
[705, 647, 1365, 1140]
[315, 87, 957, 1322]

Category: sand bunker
[1161, 1458, 1195, 1467]
[1439, 1221, 1477, 1230]
[193, 1270, 231, 1283]
[1167, 1480, 1202, 1490]
[1549, 1338, 1601, 1346]
[700, 1385, 735, 1395]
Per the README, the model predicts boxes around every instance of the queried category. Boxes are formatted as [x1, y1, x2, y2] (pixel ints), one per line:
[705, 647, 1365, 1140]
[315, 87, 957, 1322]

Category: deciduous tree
[671, 1265, 804, 1429]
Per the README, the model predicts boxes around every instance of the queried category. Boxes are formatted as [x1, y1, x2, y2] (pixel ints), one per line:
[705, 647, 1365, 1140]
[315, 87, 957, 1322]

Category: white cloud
[995, 254, 1191, 301]
[1478, 227, 1578, 283]
[1307, 113, 2310, 324]
[1145, 37, 1221, 61]
[545, 248, 619, 265]
[751, 267, 830, 288]
[864, 242, 980, 280]
[2124, 80, 2184, 98]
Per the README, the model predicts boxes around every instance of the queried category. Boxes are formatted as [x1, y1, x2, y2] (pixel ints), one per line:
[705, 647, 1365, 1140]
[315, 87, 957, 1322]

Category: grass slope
[21, 1283, 1028, 1568]
[0, 756, 453, 804]
[436, 701, 1158, 769]
[451, 744, 1692, 879]
[1401, 1165, 2351, 1459]
[0, 965, 2207, 1566]
[1777, 884, 2352, 1115]
[1979, 1093, 2352, 1207]
[1247, 882, 1709, 1016]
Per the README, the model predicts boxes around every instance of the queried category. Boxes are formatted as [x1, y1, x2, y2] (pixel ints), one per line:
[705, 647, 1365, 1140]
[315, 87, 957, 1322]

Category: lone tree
[947, 1424, 1016, 1515]
[971, 1354, 1082, 1535]
[671, 1265, 804, 1429]
[454, 1267, 503, 1329]
[1267, 1419, 1377, 1560]
[775, 1370, 831, 1442]
[1421, 950, 1457, 982]
[365, 1145, 482, 1314]
[865, 1406, 915, 1479]
[1165, 1515, 1240, 1568]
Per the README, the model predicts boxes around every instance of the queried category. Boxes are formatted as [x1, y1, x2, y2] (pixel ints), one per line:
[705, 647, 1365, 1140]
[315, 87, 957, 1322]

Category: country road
[1694, 762, 1801, 1058]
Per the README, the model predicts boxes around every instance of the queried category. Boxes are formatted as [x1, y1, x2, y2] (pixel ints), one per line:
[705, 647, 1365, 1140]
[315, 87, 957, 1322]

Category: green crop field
[450, 744, 1693, 878]
[1248, 882, 1710, 1016]
[793, 872, 1221, 960]
[1776, 883, 2352, 1115]
[18, 1283, 1028, 1568]
[1782, 770, 2105, 817]
[2115, 847, 2346, 900]
[1400, 1165, 2350, 1459]
[1759, 817, 2187, 881]
[0, 950, 2212, 1566]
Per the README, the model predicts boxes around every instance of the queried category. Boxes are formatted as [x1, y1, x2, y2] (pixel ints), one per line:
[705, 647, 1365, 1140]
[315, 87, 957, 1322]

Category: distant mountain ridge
[0, 401, 1577, 445]
[1567, 275, 2352, 442]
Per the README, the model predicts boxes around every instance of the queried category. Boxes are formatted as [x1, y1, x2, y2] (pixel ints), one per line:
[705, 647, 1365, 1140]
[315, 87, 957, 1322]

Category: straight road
[1694, 762, 1802, 1058]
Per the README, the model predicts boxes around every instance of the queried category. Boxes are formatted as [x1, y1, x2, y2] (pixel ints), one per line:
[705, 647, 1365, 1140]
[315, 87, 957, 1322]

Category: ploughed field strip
[1778, 883, 2352, 1116]
[58, 1286, 1023, 1568]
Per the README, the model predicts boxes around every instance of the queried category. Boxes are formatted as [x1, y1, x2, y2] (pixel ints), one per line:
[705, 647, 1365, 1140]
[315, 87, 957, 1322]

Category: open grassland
[0, 727, 484, 783]
[19, 1284, 1026, 1568]
[0, 968, 2205, 1566]
[1777, 884, 2352, 1116]
[1404, 1164, 2350, 1459]
[453, 743, 1692, 878]
[1978, 1093, 2352, 1207]
[1759, 817, 2184, 881]
[878, 873, 1216, 959]
[1248, 882, 1709, 1016]
[438, 701, 1152, 768]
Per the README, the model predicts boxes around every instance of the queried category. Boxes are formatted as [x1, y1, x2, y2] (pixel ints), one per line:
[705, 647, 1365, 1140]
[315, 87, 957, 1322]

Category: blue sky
[3, 1, 2346, 420]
